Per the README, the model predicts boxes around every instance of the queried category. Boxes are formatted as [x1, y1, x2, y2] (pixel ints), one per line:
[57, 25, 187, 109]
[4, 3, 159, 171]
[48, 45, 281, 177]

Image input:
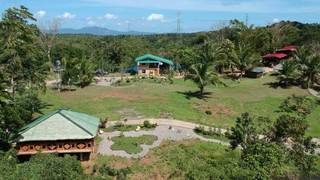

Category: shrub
[194, 126, 221, 137]
[99, 118, 108, 128]
[143, 120, 157, 129]
[205, 110, 212, 115]
[98, 165, 132, 179]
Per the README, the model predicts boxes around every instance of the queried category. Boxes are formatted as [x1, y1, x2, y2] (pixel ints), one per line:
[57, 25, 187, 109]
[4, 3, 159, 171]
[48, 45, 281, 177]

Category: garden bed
[111, 135, 158, 154]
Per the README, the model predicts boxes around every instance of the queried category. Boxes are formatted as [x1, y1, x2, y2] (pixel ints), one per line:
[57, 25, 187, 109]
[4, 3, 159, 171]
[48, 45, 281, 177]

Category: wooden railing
[16, 139, 95, 155]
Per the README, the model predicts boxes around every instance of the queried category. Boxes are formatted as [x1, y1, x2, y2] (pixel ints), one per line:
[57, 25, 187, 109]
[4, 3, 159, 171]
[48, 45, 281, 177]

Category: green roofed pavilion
[135, 54, 174, 76]
[18, 109, 100, 142]
[135, 54, 174, 66]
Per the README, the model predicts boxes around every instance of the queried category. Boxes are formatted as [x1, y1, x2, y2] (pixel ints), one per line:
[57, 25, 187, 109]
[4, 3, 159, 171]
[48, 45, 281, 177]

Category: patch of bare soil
[139, 154, 158, 166]
[109, 159, 133, 169]
[93, 89, 160, 102]
[116, 108, 144, 120]
[81, 161, 94, 174]
[193, 102, 235, 117]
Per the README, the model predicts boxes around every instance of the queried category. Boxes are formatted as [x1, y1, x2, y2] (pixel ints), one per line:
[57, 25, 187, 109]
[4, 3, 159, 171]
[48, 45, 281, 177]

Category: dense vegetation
[1, 5, 320, 180]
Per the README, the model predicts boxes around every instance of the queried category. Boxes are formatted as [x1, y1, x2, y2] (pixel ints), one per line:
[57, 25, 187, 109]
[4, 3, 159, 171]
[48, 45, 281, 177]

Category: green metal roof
[135, 54, 174, 65]
[18, 109, 100, 142]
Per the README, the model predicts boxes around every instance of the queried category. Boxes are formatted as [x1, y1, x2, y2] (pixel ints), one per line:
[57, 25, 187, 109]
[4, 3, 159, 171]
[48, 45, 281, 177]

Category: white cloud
[87, 20, 96, 26]
[59, 12, 76, 20]
[273, 18, 280, 23]
[103, 13, 118, 20]
[35, 10, 46, 18]
[147, 13, 164, 21]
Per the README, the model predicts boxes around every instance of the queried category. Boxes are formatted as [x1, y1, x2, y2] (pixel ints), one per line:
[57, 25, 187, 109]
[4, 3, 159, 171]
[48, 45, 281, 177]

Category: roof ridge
[58, 111, 95, 137]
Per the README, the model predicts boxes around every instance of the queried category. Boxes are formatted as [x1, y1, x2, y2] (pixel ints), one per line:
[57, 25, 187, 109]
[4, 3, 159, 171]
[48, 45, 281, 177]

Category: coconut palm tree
[278, 60, 299, 87]
[184, 41, 225, 96]
[295, 47, 320, 88]
[229, 42, 259, 80]
[185, 62, 223, 96]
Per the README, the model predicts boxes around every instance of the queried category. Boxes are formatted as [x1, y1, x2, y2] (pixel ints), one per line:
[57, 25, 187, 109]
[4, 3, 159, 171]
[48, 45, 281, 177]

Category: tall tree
[38, 19, 60, 69]
[185, 62, 222, 96]
[0, 6, 47, 98]
[229, 42, 259, 79]
[295, 47, 320, 89]
[75, 58, 95, 88]
[184, 42, 224, 96]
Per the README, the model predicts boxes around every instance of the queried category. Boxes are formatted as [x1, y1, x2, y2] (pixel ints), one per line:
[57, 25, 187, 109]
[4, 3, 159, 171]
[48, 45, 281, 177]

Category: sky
[1, 0, 320, 33]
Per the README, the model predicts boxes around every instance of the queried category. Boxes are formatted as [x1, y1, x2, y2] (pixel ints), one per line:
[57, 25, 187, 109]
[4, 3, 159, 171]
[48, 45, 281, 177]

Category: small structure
[246, 67, 267, 78]
[16, 109, 100, 161]
[135, 54, 174, 76]
[276, 45, 298, 54]
[262, 45, 298, 67]
[262, 53, 288, 67]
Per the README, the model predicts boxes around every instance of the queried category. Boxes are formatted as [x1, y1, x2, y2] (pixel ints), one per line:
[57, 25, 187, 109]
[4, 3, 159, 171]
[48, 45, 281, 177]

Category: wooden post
[80, 153, 83, 161]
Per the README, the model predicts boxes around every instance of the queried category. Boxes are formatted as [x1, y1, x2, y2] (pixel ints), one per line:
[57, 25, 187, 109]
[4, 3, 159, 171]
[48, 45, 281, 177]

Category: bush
[98, 165, 132, 179]
[205, 110, 212, 115]
[143, 120, 157, 129]
[194, 126, 221, 137]
[99, 118, 108, 128]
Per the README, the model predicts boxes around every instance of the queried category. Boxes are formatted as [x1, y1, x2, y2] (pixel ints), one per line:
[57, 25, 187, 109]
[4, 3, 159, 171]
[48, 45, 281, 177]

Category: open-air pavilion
[16, 109, 100, 161]
[135, 54, 174, 76]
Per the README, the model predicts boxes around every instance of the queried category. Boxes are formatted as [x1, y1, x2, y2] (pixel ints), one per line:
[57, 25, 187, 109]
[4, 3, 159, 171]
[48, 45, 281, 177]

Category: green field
[41, 75, 320, 137]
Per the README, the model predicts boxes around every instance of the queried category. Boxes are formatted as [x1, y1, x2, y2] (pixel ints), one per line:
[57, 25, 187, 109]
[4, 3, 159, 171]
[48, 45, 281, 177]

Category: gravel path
[98, 118, 320, 158]
[97, 124, 229, 158]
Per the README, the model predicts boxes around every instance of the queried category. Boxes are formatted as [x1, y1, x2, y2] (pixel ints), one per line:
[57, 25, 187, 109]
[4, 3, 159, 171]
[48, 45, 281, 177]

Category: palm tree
[278, 60, 299, 87]
[184, 41, 225, 96]
[229, 42, 259, 80]
[295, 47, 320, 88]
[185, 62, 223, 96]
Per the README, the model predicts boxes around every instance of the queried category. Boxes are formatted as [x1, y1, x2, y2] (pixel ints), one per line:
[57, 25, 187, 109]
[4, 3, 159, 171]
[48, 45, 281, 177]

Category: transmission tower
[126, 21, 130, 32]
[245, 13, 249, 26]
[176, 11, 181, 34]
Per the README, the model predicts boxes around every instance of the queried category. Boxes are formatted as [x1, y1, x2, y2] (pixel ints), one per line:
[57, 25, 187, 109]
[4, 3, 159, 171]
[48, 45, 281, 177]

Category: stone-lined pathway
[97, 124, 229, 158]
[97, 118, 320, 158]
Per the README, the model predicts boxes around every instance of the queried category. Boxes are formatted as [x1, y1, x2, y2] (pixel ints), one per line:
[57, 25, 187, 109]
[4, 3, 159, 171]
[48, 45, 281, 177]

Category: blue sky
[1, 0, 320, 33]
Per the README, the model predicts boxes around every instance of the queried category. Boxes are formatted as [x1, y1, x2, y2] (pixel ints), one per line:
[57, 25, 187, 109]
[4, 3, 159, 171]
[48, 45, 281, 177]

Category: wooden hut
[15, 109, 100, 161]
[135, 54, 174, 76]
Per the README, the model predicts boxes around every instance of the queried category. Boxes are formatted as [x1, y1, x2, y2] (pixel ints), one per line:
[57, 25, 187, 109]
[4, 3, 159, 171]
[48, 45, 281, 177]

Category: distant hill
[58, 26, 152, 36]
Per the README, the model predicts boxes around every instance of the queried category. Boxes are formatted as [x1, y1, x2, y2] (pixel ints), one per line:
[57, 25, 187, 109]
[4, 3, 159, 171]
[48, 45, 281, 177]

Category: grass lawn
[41, 75, 320, 137]
[111, 135, 158, 154]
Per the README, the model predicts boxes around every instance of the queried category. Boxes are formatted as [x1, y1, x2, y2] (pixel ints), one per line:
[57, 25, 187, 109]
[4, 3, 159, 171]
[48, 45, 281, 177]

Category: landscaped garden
[110, 135, 158, 154]
[42, 74, 320, 137]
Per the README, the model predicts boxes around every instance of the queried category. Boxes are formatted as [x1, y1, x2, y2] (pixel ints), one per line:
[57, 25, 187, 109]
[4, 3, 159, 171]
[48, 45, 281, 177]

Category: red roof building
[262, 53, 288, 60]
[277, 45, 298, 53]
